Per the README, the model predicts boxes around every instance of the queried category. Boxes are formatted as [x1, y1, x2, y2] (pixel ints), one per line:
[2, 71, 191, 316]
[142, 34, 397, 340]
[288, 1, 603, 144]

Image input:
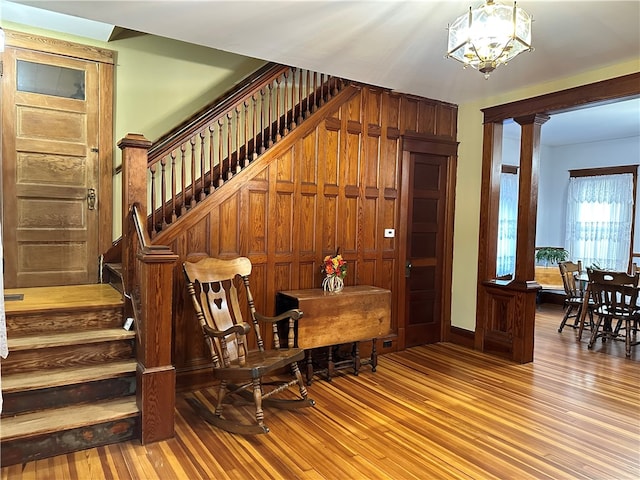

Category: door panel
[2, 47, 99, 287]
[405, 153, 447, 347]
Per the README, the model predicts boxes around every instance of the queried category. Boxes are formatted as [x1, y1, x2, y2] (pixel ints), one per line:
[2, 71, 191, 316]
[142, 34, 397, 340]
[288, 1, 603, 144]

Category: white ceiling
[4, 0, 640, 146]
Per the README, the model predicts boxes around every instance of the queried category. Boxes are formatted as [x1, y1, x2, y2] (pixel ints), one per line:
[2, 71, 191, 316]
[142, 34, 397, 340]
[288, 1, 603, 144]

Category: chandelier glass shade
[446, 0, 532, 78]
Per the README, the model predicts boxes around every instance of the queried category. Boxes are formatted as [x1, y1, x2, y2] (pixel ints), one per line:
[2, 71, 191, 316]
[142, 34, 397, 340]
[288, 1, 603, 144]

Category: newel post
[118, 133, 151, 293]
[118, 133, 178, 443]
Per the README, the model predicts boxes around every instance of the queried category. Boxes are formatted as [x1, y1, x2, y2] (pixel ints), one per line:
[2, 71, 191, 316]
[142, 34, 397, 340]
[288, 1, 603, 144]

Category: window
[565, 169, 636, 271]
[17, 60, 85, 100]
[497, 167, 518, 277]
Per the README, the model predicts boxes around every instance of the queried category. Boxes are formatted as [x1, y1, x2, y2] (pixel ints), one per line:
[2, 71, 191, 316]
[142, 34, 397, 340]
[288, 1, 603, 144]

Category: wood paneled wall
[152, 84, 457, 389]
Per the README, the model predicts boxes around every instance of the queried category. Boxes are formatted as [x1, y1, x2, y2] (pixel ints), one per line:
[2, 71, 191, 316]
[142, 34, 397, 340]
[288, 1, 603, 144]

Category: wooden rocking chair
[183, 256, 315, 434]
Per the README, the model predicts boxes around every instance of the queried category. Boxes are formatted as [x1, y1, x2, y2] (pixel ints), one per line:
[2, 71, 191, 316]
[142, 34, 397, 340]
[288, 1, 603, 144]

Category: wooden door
[404, 153, 447, 347]
[2, 47, 100, 287]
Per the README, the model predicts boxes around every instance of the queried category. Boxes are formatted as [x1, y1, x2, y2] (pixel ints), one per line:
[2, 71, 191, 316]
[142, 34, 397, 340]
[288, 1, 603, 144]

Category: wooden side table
[276, 285, 391, 384]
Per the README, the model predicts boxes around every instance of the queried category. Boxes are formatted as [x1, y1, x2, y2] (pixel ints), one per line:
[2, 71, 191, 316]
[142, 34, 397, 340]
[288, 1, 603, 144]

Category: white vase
[322, 275, 344, 293]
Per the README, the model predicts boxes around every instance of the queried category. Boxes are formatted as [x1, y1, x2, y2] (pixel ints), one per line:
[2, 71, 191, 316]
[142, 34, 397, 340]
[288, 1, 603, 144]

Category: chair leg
[215, 380, 228, 417]
[291, 361, 309, 399]
[558, 305, 573, 332]
[252, 379, 266, 429]
[571, 306, 582, 328]
[588, 317, 604, 349]
[625, 319, 632, 358]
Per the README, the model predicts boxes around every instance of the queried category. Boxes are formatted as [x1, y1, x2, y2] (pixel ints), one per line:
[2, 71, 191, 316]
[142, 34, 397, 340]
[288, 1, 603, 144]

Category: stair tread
[0, 397, 138, 441]
[4, 284, 123, 315]
[1, 360, 137, 393]
[8, 328, 135, 351]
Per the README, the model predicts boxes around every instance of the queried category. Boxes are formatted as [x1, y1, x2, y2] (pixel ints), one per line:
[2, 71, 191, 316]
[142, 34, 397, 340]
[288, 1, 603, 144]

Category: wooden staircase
[0, 64, 354, 465]
[1, 284, 139, 466]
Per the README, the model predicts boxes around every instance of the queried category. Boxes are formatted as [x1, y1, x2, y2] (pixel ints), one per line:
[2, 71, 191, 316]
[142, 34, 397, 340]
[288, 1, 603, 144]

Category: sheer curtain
[565, 173, 634, 271]
[497, 172, 519, 277]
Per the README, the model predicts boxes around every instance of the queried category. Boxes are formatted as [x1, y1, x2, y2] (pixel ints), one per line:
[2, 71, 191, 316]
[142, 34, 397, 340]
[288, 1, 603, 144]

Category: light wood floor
[2, 304, 639, 479]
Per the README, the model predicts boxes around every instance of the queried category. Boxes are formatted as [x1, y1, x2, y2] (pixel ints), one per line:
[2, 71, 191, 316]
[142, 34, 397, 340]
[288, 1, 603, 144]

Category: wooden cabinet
[276, 286, 391, 383]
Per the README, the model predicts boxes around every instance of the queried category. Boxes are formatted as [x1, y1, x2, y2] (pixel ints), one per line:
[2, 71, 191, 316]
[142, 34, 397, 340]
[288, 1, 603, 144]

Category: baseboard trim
[449, 326, 475, 349]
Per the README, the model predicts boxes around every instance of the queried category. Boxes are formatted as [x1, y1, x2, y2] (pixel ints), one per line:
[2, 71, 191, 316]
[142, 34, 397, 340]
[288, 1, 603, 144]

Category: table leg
[577, 283, 591, 340]
[353, 342, 361, 375]
[305, 350, 314, 386]
[371, 338, 378, 372]
[327, 346, 334, 382]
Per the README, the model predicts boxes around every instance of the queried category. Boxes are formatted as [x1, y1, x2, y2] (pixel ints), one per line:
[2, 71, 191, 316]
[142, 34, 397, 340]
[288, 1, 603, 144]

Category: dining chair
[558, 260, 593, 333]
[587, 268, 640, 358]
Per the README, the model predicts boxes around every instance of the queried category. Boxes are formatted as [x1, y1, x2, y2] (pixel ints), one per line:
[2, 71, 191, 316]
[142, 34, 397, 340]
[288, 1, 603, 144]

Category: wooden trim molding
[5, 29, 115, 64]
[569, 165, 638, 177]
[482, 72, 640, 123]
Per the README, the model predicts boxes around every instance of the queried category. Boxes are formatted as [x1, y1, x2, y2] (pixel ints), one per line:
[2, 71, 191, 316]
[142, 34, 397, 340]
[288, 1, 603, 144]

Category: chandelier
[446, 0, 533, 78]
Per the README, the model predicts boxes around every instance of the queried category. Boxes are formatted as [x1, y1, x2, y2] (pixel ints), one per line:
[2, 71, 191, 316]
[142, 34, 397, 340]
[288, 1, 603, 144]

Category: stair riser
[1, 416, 139, 467]
[1, 376, 136, 417]
[102, 264, 124, 294]
[6, 308, 124, 336]
[2, 341, 135, 375]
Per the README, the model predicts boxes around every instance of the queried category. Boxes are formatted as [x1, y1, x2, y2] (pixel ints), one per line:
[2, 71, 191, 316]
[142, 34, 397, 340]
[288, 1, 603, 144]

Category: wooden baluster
[180, 144, 187, 215]
[235, 106, 242, 172]
[170, 151, 177, 222]
[319, 73, 325, 107]
[189, 137, 196, 208]
[305, 70, 311, 119]
[297, 69, 304, 124]
[312, 71, 318, 112]
[330, 74, 339, 96]
[283, 70, 290, 135]
[160, 157, 168, 230]
[227, 112, 233, 179]
[260, 88, 267, 153]
[252, 94, 259, 159]
[290, 68, 297, 130]
[267, 83, 274, 147]
[208, 125, 215, 192]
[199, 131, 206, 200]
[243, 100, 250, 166]
[149, 164, 157, 237]
[275, 76, 282, 142]
[217, 118, 224, 187]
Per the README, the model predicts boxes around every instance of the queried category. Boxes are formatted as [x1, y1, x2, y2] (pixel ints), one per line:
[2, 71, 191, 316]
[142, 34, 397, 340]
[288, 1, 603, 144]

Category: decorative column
[511, 113, 549, 362]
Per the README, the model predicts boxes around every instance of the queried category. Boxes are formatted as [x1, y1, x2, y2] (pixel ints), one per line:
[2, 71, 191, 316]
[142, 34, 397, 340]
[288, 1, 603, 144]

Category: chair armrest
[203, 322, 251, 339]
[256, 309, 303, 349]
[255, 308, 304, 323]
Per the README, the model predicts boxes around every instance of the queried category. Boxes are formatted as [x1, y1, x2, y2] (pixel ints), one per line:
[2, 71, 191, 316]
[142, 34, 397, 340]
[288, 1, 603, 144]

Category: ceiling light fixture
[446, 0, 533, 79]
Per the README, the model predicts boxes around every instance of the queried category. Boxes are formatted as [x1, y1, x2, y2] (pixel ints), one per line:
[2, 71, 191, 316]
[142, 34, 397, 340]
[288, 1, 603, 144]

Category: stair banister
[118, 133, 178, 443]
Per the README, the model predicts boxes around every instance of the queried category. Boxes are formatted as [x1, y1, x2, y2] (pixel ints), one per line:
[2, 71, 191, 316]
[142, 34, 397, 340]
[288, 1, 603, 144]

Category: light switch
[384, 228, 395, 238]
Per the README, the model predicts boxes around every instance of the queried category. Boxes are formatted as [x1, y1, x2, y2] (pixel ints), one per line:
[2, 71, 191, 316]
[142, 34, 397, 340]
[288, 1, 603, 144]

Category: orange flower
[322, 253, 347, 279]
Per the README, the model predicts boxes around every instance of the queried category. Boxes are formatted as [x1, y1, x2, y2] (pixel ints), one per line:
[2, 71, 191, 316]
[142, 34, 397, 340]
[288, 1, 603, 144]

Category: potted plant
[535, 247, 569, 267]
[534, 247, 569, 289]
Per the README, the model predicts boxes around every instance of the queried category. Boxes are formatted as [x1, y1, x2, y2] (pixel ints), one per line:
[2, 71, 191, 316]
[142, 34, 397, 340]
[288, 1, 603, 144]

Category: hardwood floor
[2, 304, 638, 479]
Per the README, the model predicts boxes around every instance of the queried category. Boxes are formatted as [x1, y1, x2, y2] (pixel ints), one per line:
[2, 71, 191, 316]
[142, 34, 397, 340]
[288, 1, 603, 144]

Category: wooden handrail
[148, 63, 289, 161]
[140, 63, 346, 237]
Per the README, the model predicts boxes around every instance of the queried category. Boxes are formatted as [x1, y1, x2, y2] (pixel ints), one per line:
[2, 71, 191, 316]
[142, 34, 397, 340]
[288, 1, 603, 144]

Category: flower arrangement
[322, 252, 347, 279]
[321, 250, 346, 292]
